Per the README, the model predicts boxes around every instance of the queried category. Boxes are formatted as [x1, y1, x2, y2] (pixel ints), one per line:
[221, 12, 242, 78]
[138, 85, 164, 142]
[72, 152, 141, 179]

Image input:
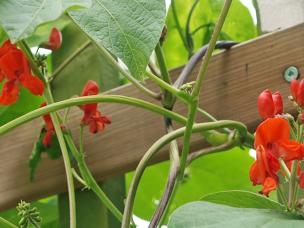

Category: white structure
[258, 0, 304, 32]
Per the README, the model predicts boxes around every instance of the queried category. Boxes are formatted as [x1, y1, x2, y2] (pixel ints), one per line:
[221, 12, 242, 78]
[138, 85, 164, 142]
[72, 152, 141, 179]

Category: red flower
[249, 145, 280, 196]
[43, 28, 62, 50]
[291, 79, 304, 107]
[40, 102, 55, 147]
[0, 40, 44, 105]
[254, 118, 303, 161]
[250, 118, 303, 196]
[257, 89, 283, 119]
[80, 80, 111, 134]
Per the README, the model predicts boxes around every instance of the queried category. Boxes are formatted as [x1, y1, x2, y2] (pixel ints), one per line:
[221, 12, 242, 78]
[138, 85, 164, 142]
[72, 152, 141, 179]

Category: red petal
[254, 118, 290, 149]
[276, 140, 303, 161]
[299, 172, 304, 189]
[290, 79, 299, 100]
[89, 121, 98, 134]
[297, 80, 304, 107]
[42, 129, 54, 147]
[0, 50, 23, 80]
[0, 80, 19, 105]
[81, 80, 99, 96]
[48, 28, 62, 50]
[0, 40, 18, 57]
[272, 92, 283, 115]
[249, 161, 264, 185]
[260, 177, 277, 197]
[20, 74, 44, 95]
[257, 89, 275, 119]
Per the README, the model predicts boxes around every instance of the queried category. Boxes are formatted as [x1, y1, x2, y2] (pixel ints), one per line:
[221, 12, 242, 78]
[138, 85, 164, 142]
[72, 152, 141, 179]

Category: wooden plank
[1, 23, 304, 210]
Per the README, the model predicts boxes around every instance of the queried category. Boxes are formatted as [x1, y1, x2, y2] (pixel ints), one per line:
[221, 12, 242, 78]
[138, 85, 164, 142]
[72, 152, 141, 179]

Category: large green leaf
[70, 0, 166, 79]
[168, 202, 304, 228]
[51, 18, 122, 101]
[126, 148, 259, 222]
[0, 0, 91, 42]
[163, 0, 257, 68]
[201, 190, 283, 210]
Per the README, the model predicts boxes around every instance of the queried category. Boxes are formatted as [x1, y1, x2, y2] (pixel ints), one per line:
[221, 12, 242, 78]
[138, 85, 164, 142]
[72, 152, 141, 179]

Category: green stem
[145, 71, 191, 103]
[279, 158, 291, 181]
[154, 43, 174, 108]
[122, 120, 247, 227]
[0, 217, 17, 228]
[0, 95, 186, 135]
[252, 0, 262, 35]
[64, 133, 123, 222]
[288, 160, 299, 209]
[72, 168, 87, 187]
[44, 84, 76, 228]
[19, 40, 76, 228]
[179, 0, 232, 178]
[192, 0, 232, 97]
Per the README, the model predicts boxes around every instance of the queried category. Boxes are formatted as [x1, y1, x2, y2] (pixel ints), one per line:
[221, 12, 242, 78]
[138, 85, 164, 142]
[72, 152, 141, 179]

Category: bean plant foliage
[0, 0, 303, 228]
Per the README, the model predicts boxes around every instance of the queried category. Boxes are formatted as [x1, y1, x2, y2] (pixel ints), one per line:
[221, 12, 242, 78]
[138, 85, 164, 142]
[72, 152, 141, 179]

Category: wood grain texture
[1, 23, 304, 210]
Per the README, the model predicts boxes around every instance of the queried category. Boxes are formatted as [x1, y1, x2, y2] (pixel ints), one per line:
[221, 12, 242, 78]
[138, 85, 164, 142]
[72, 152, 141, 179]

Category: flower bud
[257, 89, 283, 119]
[41, 27, 62, 50]
[290, 79, 304, 108]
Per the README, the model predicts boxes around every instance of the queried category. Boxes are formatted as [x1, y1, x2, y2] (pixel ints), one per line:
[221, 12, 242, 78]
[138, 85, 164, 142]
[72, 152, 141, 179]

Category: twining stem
[72, 168, 87, 187]
[187, 131, 236, 165]
[149, 124, 180, 227]
[179, 0, 233, 178]
[0, 95, 185, 135]
[145, 71, 191, 103]
[44, 84, 76, 228]
[0, 217, 17, 228]
[19, 40, 76, 228]
[154, 43, 174, 109]
[64, 133, 123, 221]
[121, 120, 246, 227]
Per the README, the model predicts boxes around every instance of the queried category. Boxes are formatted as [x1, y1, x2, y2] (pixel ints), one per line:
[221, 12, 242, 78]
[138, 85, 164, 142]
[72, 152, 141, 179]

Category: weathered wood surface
[1, 23, 303, 210]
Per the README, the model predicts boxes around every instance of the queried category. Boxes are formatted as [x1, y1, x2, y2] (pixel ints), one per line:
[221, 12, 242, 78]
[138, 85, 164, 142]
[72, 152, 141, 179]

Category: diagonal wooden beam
[0, 23, 303, 210]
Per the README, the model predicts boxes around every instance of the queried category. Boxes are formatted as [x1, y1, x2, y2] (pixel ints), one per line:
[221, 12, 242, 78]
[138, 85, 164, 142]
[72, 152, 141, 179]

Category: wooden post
[0, 23, 303, 210]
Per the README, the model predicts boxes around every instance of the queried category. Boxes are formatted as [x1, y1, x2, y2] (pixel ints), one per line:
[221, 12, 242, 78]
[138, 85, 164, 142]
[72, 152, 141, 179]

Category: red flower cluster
[80, 80, 111, 134]
[42, 27, 62, 51]
[0, 41, 44, 105]
[250, 118, 303, 196]
[251, 84, 304, 196]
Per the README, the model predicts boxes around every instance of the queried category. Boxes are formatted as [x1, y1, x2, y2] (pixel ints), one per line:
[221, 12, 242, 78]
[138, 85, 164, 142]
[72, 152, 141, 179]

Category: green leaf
[201, 190, 284, 210]
[126, 148, 259, 222]
[168, 202, 304, 228]
[163, 0, 257, 68]
[70, 0, 166, 79]
[0, 86, 44, 126]
[29, 129, 66, 181]
[0, 0, 92, 42]
[25, 17, 70, 47]
[51, 17, 122, 101]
